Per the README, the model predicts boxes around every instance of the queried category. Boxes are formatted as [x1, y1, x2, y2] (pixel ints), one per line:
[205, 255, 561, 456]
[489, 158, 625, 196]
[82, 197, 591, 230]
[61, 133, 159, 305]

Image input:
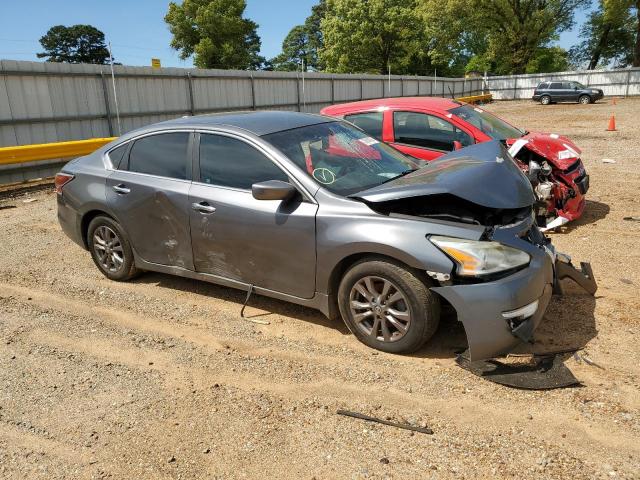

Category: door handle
[191, 201, 216, 214]
[112, 184, 130, 194]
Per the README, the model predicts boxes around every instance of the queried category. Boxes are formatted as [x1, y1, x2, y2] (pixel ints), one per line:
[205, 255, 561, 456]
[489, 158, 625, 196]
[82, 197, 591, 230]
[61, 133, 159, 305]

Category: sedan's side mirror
[252, 180, 297, 201]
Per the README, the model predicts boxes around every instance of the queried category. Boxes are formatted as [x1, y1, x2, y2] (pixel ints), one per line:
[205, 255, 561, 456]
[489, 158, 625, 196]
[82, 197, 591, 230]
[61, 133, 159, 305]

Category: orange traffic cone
[607, 114, 616, 131]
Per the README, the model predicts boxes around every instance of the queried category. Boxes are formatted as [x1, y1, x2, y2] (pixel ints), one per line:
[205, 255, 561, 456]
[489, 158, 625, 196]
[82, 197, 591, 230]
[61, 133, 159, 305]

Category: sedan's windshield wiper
[379, 168, 418, 185]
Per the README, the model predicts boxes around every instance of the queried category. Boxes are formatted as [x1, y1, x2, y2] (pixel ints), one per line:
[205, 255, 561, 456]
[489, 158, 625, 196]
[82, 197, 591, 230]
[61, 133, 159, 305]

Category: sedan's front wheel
[87, 216, 138, 281]
[338, 258, 440, 354]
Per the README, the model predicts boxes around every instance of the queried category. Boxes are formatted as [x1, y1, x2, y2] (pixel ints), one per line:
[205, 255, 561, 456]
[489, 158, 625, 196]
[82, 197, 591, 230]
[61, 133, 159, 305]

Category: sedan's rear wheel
[540, 95, 551, 105]
[579, 94, 591, 105]
[87, 216, 138, 281]
[338, 258, 440, 354]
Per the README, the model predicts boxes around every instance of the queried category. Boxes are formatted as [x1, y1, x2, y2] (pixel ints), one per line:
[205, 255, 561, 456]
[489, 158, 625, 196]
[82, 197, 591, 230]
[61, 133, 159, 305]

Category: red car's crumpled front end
[506, 132, 589, 230]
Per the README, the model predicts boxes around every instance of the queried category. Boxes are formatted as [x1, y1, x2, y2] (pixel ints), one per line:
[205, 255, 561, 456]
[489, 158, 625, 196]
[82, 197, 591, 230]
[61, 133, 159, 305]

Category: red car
[321, 97, 589, 230]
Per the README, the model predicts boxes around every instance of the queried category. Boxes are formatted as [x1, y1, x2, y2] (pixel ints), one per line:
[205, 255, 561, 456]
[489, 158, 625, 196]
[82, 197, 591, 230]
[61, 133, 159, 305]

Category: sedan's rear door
[189, 132, 318, 299]
[105, 131, 195, 269]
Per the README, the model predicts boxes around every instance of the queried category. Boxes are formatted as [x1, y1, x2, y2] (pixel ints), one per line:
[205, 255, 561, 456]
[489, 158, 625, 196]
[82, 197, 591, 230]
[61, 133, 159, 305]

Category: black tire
[578, 94, 592, 105]
[540, 95, 551, 105]
[337, 257, 440, 354]
[87, 215, 138, 281]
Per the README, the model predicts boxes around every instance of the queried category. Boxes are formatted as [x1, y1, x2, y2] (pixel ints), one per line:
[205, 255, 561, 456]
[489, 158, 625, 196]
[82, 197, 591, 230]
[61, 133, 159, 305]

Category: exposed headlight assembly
[430, 236, 530, 276]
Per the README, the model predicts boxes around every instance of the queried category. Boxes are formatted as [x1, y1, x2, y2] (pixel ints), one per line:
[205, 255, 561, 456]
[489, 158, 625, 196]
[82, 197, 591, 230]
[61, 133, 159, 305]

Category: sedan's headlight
[430, 236, 530, 276]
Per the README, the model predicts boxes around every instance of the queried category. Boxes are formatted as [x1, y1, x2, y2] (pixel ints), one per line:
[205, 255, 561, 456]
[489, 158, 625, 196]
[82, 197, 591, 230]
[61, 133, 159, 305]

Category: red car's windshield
[264, 121, 417, 196]
[449, 105, 524, 141]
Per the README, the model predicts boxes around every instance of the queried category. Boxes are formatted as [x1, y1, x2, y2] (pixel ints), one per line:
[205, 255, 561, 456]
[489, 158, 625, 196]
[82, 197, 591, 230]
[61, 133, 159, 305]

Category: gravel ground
[1, 98, 639, 480]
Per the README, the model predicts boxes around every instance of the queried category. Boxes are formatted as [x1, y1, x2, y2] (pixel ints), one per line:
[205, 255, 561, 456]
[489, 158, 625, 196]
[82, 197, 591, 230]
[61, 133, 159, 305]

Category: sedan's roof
[155, 110, 333, 136]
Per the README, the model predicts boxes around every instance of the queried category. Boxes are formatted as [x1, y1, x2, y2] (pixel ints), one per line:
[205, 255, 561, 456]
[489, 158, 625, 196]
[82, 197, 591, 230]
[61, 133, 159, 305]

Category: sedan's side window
[107, 143, 129, 169]
[199, 134, 288, 190]
[343, 112, 384, 140]
[393, 111, 473, 151]
[127, 132, 190, 180]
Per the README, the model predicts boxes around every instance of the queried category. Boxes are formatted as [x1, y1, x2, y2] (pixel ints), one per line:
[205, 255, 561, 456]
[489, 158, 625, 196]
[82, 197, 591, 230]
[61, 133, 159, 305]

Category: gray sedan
[56, 111, 596, 360]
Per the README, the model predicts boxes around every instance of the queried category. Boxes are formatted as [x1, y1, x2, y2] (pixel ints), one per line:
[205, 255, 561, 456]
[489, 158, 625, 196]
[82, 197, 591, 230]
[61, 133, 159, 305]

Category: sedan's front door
[189, 133, 318, 299]
[105, 131, 194, 269]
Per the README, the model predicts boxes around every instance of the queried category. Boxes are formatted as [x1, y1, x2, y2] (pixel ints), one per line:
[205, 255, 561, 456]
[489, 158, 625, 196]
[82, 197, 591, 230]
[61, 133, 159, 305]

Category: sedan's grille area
[520, 224, 548, 247]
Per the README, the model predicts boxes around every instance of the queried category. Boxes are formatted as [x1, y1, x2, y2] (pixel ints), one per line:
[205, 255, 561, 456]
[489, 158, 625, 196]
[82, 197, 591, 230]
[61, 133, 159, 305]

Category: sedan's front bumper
[431, 218, 596, 360]
[433, 258, 553, 361]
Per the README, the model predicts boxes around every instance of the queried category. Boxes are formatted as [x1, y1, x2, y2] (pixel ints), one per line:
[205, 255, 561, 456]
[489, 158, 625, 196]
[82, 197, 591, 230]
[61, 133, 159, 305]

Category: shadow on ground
[556, 199, 610, 234]
[130, 261, 597, 361]
[132, 271, 351, 335]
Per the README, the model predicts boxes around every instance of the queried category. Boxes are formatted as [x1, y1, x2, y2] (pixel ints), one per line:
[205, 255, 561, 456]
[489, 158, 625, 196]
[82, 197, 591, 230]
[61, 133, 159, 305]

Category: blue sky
[0, 0, 590, 68]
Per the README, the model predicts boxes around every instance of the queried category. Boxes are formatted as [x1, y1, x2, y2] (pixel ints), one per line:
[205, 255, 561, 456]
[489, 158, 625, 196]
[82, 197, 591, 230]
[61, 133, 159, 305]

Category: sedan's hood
[352, 141, 535, 209]
[506, 132, 582, 170]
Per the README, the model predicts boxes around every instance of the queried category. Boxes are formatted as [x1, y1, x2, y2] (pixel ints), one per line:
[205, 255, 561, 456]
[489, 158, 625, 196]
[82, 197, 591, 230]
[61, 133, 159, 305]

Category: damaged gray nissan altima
[55, 111, 596, 361]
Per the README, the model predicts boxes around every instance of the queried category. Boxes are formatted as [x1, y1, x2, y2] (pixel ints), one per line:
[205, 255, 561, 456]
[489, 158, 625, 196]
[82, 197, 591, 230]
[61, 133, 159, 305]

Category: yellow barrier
[0, 137, 117, 166]
[455, 93, 492, 104]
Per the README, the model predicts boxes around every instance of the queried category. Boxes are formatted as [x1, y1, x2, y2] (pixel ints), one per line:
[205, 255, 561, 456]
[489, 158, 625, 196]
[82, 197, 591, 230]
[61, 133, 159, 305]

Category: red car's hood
[506, 132, 581, 169]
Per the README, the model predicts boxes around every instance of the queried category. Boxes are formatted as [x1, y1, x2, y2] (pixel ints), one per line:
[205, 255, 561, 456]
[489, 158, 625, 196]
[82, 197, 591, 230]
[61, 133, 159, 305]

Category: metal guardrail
[456, 93, 493, 104]
[0, 137, 116, 166]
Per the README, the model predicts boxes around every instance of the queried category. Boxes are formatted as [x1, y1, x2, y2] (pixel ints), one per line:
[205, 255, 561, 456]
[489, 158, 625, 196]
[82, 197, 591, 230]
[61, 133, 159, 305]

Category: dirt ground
[1, 98, 639, 480]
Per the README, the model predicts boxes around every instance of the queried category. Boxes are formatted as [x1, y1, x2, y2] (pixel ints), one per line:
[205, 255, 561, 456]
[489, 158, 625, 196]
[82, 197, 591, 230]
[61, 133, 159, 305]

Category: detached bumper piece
[456, 354, 580, 390]
[554, 257, 597, 295]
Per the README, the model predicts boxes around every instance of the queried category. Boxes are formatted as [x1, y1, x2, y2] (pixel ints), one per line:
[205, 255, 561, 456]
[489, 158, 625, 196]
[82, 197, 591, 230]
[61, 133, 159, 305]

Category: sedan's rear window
[128, 132, 190, 180]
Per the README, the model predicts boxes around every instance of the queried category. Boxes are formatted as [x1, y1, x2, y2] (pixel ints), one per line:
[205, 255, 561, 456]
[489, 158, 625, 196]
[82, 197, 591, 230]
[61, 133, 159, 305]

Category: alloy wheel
[93, 225, 124, 273]
[579, 96, 590, 104]
[349, 276, 411, 342]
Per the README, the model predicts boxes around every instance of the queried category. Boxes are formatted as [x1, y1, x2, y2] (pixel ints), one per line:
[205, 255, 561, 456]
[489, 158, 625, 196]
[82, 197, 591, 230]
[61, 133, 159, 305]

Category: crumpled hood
[352, 141, 535, 209]
[506, 132, 582, 170]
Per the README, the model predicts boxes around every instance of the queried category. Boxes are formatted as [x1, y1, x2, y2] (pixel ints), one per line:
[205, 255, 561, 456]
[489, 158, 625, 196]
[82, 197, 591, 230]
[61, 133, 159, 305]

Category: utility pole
[107, 42, 122, 136]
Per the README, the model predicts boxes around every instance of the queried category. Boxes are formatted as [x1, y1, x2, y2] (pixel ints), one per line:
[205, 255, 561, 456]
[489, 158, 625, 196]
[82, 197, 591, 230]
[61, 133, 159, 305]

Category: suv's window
[108, 143, 129, 169]
[562, 82, 574, 89]
[536, 82, 548, 89]
[127, 133, 190, 179]
[199, 134, 288, 190]
[344, 112, 384, 140]
[550, 82, 562, 89]
[393, 111, 473, 151]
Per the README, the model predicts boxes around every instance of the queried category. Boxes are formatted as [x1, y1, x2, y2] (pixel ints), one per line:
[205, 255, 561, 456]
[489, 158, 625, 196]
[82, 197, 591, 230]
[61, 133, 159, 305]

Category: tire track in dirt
[19, 318, 640, 464]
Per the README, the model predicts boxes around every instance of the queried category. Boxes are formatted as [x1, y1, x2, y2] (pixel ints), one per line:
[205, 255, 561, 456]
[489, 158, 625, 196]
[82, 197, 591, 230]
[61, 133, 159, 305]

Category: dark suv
[532, 81, 604, 105]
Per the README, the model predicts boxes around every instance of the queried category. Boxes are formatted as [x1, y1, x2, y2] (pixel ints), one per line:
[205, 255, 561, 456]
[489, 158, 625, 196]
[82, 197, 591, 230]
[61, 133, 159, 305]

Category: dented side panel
[105, 171, 194, 269]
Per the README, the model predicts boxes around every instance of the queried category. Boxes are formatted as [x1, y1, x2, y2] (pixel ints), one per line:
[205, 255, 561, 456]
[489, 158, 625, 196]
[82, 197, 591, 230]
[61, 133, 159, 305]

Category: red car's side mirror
[453, 140, 463, 151]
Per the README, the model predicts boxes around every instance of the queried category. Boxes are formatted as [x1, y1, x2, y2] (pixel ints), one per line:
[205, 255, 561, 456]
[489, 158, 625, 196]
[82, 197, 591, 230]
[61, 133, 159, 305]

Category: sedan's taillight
[54, 173, 74, 194]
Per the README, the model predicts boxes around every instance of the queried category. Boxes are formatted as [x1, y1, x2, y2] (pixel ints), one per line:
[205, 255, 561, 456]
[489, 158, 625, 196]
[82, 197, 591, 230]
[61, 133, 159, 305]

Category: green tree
[320, 0, 424, 74]
[418, 0, 488, 76]
[570, 2, 635, 69]
[603, 0, 640, 66]
[37, 25, 111, 64]
[526, 46, 571, 72]
[271, 25, 313, 71]
[470, 0, 589, 74]
[165, 0, 265, 69]
[271, 0, 327, 71]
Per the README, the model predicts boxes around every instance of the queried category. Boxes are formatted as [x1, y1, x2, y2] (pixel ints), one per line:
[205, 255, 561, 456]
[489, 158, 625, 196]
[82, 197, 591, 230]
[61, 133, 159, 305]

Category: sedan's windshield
[449, 105, 524, 141]
[264, 121, 418, 196]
